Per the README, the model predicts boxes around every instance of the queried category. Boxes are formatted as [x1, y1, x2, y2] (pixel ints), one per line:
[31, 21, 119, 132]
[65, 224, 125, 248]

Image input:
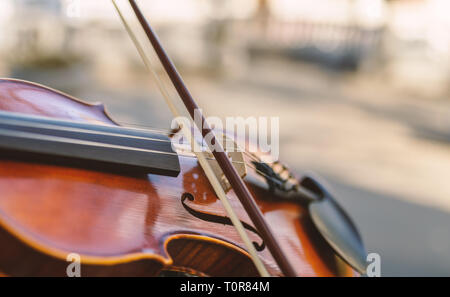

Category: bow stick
[112, 0, 270, 276]
[126, 0, 296, 277]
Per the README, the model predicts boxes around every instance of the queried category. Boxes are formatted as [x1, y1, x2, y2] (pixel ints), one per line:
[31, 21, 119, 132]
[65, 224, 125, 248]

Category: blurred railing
[247, 19, 383, 70]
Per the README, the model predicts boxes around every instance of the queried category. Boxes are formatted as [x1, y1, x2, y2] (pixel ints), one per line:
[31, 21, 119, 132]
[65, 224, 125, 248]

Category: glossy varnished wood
[0, 79, 354, 276]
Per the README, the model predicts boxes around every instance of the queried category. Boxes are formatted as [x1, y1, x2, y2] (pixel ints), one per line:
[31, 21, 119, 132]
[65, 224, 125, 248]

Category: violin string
[11, 120, 278, 182]
[117, 124, 174, 134]
[115, 122, 172, 131]
[117, 120, 270, 162]
[166, 150, 287, 191]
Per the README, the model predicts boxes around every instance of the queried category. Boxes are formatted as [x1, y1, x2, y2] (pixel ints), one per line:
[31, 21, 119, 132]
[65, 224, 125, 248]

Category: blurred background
[0, 0, 449, 276]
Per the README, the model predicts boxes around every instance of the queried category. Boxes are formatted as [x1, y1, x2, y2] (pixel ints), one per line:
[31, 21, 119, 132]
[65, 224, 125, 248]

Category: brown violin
[0, 0, 366, 277]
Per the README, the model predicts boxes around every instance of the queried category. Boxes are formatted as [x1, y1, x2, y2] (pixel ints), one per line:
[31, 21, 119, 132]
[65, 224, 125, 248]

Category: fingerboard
[0, 111, 180, 177]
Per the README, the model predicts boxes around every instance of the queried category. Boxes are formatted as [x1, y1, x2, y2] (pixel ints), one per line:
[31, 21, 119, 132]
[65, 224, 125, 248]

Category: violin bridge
[206, 134, 247, 193]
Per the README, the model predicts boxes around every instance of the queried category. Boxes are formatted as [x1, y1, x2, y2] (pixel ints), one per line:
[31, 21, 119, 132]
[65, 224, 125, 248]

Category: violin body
[0, 79, 355, 276]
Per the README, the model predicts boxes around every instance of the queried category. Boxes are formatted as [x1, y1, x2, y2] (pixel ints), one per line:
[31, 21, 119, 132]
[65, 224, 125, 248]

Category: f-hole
[180, 192, 266, 252]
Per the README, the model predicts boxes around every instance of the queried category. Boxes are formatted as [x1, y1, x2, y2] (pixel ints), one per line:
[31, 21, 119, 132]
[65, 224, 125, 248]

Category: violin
[0, 0, 366, 277]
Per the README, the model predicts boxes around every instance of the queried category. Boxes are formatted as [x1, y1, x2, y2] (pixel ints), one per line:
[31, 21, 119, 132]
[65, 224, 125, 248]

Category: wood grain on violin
[0, 79, 355, 276]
